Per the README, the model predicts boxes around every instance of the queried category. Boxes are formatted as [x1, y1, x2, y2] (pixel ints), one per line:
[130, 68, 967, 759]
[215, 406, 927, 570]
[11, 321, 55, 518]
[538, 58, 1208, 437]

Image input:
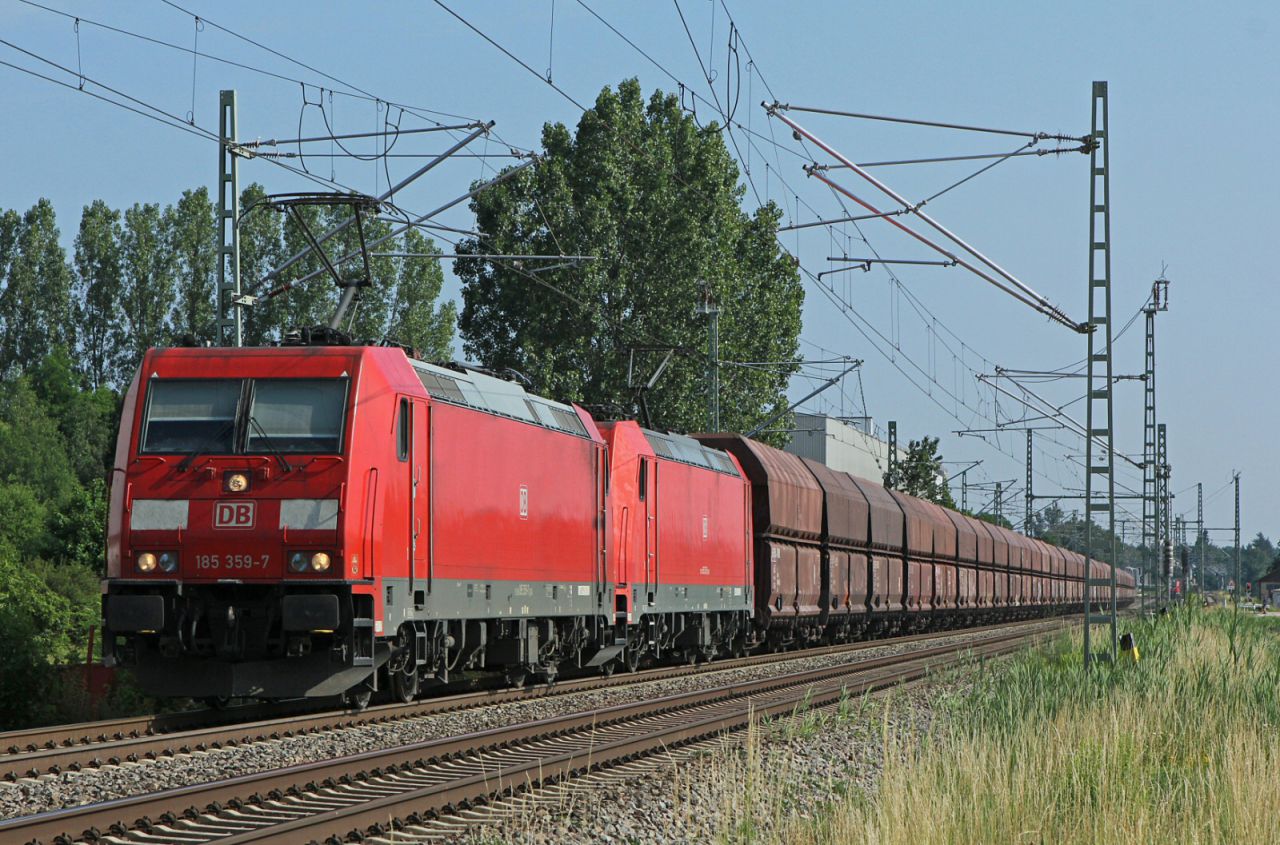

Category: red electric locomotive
[598, 422, 752, 666]
[103, 346, 755, 704]
[106, 346, 617, 703]
[103, 343, 1133, 706]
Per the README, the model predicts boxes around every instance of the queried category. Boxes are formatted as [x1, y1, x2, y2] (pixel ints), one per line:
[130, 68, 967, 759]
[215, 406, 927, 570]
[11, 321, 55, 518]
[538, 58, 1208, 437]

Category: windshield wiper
[247, 415, 294, 474]
[176, 419, 237, 472]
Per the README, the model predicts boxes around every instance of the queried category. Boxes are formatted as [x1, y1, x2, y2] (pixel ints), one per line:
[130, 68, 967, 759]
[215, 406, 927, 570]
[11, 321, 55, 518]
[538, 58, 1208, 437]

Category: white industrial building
[783, 413, 907, 483]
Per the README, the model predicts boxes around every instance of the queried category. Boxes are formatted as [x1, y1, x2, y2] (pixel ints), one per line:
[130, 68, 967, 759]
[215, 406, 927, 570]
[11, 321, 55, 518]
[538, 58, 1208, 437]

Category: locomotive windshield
[245, 379, 347, 453]
[141, 379, 242, 453]
[140, 377, 348, 455]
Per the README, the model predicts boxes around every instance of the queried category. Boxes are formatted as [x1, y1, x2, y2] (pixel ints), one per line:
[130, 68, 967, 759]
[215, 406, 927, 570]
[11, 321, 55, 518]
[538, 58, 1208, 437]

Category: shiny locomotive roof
[409, 359, 590, 438]
[641, 428, 740, 476]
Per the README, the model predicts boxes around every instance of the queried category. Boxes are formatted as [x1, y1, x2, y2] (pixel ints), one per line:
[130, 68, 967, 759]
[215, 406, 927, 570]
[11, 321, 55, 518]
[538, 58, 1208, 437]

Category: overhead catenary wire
[18, 0, 482, 124]
[242, 124, 480, 148]
[429, 0, 588, 112]
[774, 103, 1090, 143]
[418, 2, 1109, 504]
[769, 105, 1084, 333]
[0, 38, 377, 198]
[839, 146, 1095, 168]
[156, 0, 477, 125]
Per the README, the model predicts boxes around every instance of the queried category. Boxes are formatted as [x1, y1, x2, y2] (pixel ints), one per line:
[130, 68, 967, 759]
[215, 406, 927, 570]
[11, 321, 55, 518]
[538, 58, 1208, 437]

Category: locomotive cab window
[141, 379, 243, 454]
[397, 398, 410, 461]
[245, 379, 347, 454]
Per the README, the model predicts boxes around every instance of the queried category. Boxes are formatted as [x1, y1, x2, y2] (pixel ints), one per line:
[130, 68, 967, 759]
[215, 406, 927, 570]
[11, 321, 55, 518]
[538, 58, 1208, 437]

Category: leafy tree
[47, 479, 108, 573]
[325, 207, 396, 343]
[238, 183, 286, 346]
[276, 202, 339, 331]
[30, 348, 117, 487]
[0, 544, 102, 728]
[0, 210, 18, 246]
[167, 187, 217, 343]
[73, 200, 125, 389]
[884, 435, 956, 508]
[0, 483, 48, 552]
[0, 200, 73, 376]
[0, 375, 79, 506]
[119, 203, 174, 377]
[0, 209, 19, 294]
[456, 79, 802, 441]
[388, 228, 456, 360]
[974, 512, 1013, 530]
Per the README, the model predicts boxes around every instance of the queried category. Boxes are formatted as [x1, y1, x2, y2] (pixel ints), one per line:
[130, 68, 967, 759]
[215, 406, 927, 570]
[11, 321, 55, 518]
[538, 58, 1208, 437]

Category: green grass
[788, 606, 1280, 845]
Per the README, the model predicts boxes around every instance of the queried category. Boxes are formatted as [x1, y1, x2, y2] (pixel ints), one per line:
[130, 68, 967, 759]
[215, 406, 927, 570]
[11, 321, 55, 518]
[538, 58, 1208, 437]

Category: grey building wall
[784, 413, 905, 483]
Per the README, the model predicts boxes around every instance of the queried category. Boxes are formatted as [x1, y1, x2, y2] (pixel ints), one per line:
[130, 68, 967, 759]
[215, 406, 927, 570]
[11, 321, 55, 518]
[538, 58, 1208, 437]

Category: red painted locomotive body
[598, 422, 752, 663]
[105, 347, 617, 699]
[103, 345, 1133, 703]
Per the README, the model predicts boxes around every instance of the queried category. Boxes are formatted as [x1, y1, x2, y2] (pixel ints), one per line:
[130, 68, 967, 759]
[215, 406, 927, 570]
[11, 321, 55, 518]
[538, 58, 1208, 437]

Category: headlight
[136, 552, 157, 573]
[158, 551, 178, 573]
[225, 472, 250, 493]
[289, 551, 309, 573]
[310, 552, 331, 572]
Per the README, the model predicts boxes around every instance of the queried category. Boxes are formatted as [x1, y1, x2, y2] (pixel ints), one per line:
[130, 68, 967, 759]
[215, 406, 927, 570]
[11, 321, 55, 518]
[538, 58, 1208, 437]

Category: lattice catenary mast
[1082, 81, 1118, 665]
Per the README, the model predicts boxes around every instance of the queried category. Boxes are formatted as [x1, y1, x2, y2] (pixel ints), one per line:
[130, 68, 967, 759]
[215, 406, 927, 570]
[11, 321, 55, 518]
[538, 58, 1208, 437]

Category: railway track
[0, 617, 1062, 783]
[2, 622, 1056, 845]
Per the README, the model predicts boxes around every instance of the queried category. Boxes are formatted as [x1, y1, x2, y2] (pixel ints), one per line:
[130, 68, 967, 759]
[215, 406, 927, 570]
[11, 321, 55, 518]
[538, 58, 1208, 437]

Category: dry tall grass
[785, 608, 1280, 845]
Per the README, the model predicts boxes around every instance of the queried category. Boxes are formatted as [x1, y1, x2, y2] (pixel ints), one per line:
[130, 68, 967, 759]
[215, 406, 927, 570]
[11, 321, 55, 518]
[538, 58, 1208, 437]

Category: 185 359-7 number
[195, 554, 270, 571]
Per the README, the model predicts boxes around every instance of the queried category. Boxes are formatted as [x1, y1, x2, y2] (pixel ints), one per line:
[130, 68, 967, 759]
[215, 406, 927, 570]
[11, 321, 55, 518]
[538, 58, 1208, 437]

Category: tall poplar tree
[323, 206, 396, 343]
[277, 202, 338, 331]
[73, 200, 124, 388]
[0, 210, 18, 284]
[456, 79, 803, 441]
[119, 202, 173, 376]
[388, 227, 456, 360]
[237, 183, 285, 346]
[0, 200, 73, 376]
[168, 187, 217, 343]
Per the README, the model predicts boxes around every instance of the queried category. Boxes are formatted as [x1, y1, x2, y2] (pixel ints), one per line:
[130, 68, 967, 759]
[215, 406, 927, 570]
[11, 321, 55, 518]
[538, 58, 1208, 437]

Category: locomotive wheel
[600, 661, 616, 678]
[624, 648, 642, 673]
[506, 670, 528, 690]
[391, 664, 420, 703]
[203, 696, 232, 711]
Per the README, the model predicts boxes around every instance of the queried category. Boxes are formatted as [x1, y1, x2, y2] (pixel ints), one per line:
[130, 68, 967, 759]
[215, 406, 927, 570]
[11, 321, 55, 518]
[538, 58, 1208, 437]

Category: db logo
[214, 501, 256, 529]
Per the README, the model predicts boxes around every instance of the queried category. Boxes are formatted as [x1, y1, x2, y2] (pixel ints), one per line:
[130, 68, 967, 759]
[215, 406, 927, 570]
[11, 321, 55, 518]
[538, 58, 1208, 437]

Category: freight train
[102, 345, 1134, 705]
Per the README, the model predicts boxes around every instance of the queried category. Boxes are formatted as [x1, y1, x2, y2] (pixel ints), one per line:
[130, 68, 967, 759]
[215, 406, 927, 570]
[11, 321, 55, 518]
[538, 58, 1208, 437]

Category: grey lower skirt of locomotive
[103, 579, 753, 706]
[103, 574, 1064, 707]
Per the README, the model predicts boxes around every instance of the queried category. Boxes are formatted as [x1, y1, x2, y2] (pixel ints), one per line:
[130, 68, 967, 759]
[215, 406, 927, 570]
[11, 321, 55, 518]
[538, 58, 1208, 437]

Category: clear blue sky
[2, 1, 1275, 544]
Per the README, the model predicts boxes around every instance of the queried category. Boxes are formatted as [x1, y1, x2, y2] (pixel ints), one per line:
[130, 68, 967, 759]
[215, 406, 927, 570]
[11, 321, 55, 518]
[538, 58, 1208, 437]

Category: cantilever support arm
[745, 361, 861, 438]
[251, 121, 494, 295]
[765, 103, 1086, 334]
[255, 156, 537, 306]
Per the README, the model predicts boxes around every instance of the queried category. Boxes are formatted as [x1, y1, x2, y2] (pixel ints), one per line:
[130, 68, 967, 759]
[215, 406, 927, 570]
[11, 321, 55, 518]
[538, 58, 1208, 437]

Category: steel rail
[1, 625, 1056, 845]
[0, 617, 1058, 781]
